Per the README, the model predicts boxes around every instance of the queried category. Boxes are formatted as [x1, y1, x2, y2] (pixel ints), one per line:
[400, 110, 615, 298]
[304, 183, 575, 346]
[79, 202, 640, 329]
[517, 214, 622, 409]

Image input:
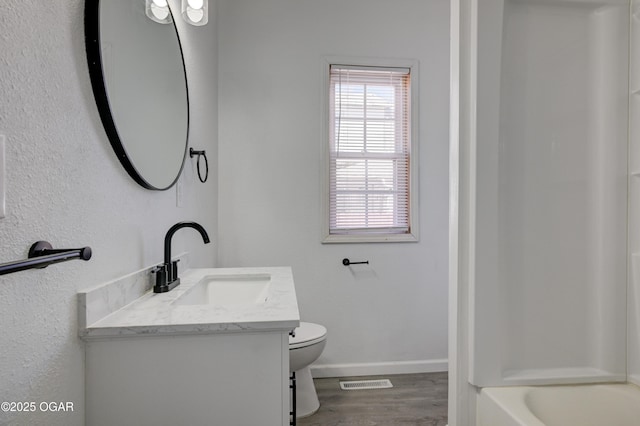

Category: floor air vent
[339, 379, 393, 390]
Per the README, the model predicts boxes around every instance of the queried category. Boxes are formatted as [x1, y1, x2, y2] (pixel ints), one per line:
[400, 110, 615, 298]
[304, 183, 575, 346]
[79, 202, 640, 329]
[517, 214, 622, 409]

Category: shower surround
[450, 0, 640, 423]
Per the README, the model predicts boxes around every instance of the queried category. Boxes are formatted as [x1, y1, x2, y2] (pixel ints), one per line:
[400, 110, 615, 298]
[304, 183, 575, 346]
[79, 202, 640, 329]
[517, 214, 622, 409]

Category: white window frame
[321, 56, 420, 243]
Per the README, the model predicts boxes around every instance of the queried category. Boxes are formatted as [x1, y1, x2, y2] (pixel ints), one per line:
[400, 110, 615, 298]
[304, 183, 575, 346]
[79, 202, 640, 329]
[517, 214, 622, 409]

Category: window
[323, 61, 418, 243]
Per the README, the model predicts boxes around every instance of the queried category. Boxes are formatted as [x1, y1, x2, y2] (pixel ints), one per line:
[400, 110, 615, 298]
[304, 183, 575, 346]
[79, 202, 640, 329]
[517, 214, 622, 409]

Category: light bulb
[146, 0, 172, 24]
[181, 0, 208, 25]
[187, 9, 204, 22]
[151, 7, 170, 21]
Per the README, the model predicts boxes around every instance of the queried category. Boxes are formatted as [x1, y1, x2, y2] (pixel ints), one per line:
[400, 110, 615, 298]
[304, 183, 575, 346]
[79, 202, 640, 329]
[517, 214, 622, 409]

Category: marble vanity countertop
[79, 267, 300, 339]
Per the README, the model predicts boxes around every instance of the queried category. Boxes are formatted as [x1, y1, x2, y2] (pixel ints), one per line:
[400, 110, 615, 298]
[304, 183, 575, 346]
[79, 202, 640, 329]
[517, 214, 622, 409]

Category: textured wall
[0, 1, 217, 424]
[217, 0, 450, 375]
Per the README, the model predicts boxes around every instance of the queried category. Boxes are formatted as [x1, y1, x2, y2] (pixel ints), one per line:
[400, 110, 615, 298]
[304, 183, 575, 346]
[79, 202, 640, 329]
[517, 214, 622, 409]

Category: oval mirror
[85, 0, 189, 190]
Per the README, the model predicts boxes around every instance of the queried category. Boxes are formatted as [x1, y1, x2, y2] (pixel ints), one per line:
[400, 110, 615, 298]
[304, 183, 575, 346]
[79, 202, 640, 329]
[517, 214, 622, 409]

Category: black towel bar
[0, 241, 92, 276]
[342, 258, 369, 266]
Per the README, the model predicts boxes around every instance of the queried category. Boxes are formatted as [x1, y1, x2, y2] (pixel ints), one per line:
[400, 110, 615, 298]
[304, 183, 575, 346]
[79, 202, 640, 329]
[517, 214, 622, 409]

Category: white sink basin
[173, 274, 271, 307]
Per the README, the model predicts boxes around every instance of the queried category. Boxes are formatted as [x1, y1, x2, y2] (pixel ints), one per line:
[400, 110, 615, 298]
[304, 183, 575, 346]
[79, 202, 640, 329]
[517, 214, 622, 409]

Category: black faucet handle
[170, 259, 180, 282]
[152, 263, 167, 271]
[151, 264, 167, 274]
[151, 264, 168, 291]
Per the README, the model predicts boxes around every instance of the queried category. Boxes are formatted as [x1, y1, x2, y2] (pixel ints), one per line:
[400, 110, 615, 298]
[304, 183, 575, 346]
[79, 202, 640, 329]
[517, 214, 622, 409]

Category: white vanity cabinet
[85, 331, 290, 426]
[79, 267, 299, 426]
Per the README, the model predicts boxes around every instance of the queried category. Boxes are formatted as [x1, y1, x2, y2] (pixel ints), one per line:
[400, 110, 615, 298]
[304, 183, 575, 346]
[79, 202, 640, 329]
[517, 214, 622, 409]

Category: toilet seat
[289, 322, 327, 350]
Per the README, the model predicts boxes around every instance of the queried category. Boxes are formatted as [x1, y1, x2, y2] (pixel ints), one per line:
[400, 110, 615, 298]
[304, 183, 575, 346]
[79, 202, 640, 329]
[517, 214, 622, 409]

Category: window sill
[322, 233, 419, 244]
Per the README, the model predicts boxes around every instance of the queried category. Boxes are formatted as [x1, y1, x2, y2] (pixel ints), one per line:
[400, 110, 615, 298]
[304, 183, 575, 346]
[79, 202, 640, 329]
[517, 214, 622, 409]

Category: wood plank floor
[297, 372, 448, 426]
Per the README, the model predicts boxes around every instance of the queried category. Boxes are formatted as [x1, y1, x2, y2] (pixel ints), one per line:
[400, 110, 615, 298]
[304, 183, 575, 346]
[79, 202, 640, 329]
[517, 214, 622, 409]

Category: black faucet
[153, 221, 210, 293]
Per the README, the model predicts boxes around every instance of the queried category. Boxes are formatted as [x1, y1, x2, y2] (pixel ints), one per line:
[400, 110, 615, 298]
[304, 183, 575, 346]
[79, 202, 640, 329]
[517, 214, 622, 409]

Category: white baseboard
[310, 359, 448, 378]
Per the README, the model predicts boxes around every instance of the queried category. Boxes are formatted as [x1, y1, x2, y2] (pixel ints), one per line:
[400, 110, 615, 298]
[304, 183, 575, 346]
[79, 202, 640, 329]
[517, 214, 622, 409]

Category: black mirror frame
[84, 0, 190, 191]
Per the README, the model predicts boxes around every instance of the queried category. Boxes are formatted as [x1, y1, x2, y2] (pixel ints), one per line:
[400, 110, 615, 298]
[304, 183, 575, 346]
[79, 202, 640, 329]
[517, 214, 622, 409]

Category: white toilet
[289, 322, 327, 418]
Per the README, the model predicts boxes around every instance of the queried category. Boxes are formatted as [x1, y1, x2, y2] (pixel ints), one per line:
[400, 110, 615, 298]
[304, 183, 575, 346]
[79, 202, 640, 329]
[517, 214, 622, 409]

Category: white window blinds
[329, 65, 411, 235]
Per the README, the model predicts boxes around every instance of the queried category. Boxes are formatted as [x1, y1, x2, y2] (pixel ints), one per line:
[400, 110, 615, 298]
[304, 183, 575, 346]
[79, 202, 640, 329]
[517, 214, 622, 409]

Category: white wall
[629, 0, 640, 388]
[0, 1, 217, 424]
[449, 0, 478, 423]
[217, 0, 450, 376]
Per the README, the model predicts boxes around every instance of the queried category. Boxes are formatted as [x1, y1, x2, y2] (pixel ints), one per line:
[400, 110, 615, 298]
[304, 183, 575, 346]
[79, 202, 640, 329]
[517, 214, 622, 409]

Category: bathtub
[477, 383, 640, 426]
